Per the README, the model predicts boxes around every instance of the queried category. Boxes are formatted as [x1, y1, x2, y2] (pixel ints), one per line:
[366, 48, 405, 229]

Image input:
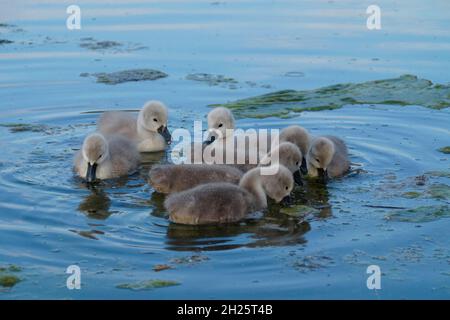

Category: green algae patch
[210, 74, 450, 118]
[186, 73, 238, 87]
[0, 275, 21, 288]
[116, 279, 180, 291]
[0, 123, 51, 133]
[153, 264, 172, 272]
[425, 171, 450, 178]
[92, 69, 168, 85]
[186, 73, 271, 90]
[280, 205, 319, 217]
[80, 38, 122, 50]
[79, 37, 147, 52]
[0, 265, 22, 273]
[427, 184, 450, 200]
[438, 146, 450, 154]
[402, 191, 421, 199]
[0, 265, 22, 288]
[385, 205, 450, 223]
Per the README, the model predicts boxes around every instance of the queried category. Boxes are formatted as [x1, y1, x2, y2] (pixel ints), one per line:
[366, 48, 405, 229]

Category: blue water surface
[0, 0, 449, 299]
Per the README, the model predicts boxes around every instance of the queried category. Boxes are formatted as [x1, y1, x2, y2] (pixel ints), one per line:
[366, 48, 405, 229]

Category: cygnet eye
[296, 161, 299, 166]
[218, 123, 223, 128]
[285, 186, 288, 190]
[98, 154, 102, 160]
[153, 118, 158, 122]
[316, 158, 320, 163]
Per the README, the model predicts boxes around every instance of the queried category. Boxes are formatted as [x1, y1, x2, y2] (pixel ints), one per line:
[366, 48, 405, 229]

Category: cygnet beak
[158, 125, 172, 145]
[318, 168, 329, 183]
[203, 135, 216, 146]
[86, 162, 98, 183]
[300, 157, 308, 175]
[281, 194, 293, 206]
[293, 170, 303, 186]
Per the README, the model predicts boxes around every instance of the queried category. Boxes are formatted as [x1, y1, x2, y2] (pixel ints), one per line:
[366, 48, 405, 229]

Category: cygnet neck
[239, 167, 267, 209]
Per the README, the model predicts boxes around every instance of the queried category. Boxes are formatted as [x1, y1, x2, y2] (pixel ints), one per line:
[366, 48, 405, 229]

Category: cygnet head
[260, 142, 303, 185]
[204, 107, 235, 145]
[307, 137, 335, 178]
[279, 125, 310, 173]
[260, 165, 294, 203]
[138, 100, 171, 144]
[82, 133, 109, 182]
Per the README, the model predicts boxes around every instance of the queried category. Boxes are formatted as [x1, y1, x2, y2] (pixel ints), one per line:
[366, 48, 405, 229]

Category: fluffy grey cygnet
[165, 165, 294, 225]
[74, 133, 140, 182]
[97, 100, 171, 152]
[148, 164, 243, 194]
[306, 135, 350, 179]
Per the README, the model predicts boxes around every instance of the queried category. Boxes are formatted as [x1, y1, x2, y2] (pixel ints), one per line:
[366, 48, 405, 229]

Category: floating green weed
[426, 171, 450, 178]
[402, 191, 421, 199]
[116, 279, 180, 291]
[427, 184, 450, 200]
[0, 123, 51, 133]
[280, 205, 319, 217]
[211, 75, 450, 118]
[0, 265, 22, 288]
[92, 69, 168, 85]
[0, 275, 21, 288]
[386, 205, 450, 223]
[438, 146, 450, 154]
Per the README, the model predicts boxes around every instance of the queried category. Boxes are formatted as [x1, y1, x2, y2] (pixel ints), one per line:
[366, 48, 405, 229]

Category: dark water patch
[438, 146, 450, 154]
[211, 74, 450, 118]
[0, 39, 13, 45]
[90, 69, 168, 85]
[116, 279, 180, 291]
[385, 205, 450, 223]
[69, 229, 105, 240]
[0, 23, 18, 28]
